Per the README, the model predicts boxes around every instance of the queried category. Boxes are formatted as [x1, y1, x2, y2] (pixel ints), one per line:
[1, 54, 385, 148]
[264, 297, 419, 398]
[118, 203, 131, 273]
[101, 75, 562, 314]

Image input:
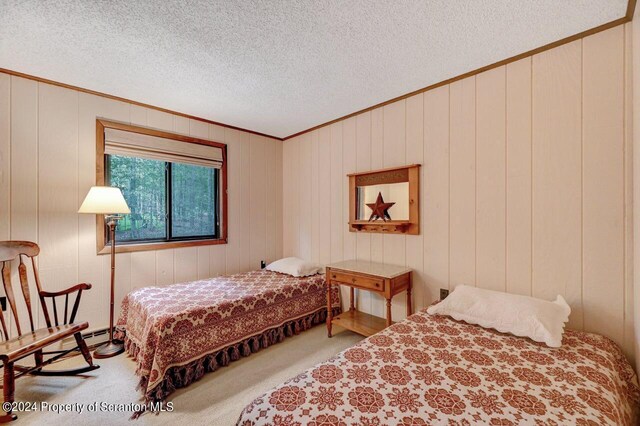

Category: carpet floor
[11, 325, 362, 425]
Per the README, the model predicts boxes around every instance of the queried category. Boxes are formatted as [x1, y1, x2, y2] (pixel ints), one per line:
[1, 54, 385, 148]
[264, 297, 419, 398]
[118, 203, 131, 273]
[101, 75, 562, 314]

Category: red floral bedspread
[238, 309, 639, 426]
[117, 270, 339, 401]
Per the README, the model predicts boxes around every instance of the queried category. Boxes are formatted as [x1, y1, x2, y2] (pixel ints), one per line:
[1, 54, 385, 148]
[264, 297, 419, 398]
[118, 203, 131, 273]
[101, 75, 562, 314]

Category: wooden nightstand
[326, 260, 412, 337]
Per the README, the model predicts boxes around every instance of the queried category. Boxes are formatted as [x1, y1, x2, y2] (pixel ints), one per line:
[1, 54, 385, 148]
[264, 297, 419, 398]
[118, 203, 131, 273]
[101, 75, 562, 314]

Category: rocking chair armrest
[39, 283, 92, 298]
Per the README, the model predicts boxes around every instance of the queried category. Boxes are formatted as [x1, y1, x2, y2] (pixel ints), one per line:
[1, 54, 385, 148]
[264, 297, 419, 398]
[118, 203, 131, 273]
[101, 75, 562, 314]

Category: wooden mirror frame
[348, 164, 420, 235]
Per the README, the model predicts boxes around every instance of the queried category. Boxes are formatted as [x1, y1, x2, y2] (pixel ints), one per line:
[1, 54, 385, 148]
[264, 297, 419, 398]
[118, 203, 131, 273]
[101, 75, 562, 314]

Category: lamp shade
[78, 186, 131, 214]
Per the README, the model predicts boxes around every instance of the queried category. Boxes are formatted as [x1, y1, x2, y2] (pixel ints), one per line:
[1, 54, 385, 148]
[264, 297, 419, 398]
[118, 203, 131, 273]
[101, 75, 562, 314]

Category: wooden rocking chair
[0, 241, 99, 422]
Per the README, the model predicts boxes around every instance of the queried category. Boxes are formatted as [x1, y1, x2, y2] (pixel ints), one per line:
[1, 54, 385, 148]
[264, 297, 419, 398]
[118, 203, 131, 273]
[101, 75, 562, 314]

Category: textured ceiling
[0, 0, 628, 138]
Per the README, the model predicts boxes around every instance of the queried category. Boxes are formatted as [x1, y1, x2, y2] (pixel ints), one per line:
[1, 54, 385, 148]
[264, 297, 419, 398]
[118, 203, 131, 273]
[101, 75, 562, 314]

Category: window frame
[95, 119, 228, 254]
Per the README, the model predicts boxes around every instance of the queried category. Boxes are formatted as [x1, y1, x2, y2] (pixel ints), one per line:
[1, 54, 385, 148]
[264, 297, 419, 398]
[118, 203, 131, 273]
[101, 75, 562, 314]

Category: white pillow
[266, 257, 321, 277]
[427, 285, 571, 348]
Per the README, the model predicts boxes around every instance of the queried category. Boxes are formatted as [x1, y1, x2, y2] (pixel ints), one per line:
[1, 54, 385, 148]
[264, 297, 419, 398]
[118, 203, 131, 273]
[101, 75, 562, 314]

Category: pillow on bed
[266, 257, 321, 277]
[426, 285, 571, 347]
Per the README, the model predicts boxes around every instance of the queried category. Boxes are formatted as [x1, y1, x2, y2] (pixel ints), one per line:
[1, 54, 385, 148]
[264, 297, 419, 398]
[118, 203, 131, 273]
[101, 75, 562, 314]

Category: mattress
[238, 309, 639, 425]
[116, 269, 340, 403]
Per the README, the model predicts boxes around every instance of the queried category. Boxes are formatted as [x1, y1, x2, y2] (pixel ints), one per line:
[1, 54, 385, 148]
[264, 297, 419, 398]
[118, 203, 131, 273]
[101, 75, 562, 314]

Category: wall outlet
[439, 289, 449, 300]
[0, 297, 6, 311]
[260, 260, 266, 269]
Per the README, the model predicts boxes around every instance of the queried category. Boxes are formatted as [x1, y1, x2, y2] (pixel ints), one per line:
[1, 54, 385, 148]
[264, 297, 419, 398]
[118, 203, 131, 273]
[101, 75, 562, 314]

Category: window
[171, 162, 218, 239]
[96, 120, 227, 254]
[107, 155, 167, 242]
[106, 155, 219, 243]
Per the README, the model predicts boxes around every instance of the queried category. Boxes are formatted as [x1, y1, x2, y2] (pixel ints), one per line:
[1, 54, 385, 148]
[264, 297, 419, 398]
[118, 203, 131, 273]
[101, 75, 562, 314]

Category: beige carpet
[12, 325, 362, 425]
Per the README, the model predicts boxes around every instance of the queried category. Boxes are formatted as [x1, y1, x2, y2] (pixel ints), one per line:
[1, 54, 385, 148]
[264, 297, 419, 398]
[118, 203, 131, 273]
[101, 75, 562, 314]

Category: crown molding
[0, 67, 284, 141]
[283, 0, 637, 141]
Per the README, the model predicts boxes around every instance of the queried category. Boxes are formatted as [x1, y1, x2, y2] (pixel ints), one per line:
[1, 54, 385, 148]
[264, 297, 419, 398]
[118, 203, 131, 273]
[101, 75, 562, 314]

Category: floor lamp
[79, 186, 131, 358]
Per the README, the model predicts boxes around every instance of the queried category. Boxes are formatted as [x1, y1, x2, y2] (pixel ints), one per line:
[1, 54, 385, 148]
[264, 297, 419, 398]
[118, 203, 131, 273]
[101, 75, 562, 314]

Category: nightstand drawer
[330, 271, 384, 291]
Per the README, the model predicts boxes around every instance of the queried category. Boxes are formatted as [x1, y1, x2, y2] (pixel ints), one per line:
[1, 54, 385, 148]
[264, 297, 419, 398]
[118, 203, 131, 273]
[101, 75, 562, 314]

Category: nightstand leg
[326, 280, 333, 338]
[386, 298, 392, 327]
[407, 273, 413, 316]
[349, 287, 355, 311]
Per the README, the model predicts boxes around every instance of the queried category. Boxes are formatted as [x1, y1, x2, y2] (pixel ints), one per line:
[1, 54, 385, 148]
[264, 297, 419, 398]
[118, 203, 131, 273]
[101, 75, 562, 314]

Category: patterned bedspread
[117, 270, 340, 402]
[238, 309, 639, 426]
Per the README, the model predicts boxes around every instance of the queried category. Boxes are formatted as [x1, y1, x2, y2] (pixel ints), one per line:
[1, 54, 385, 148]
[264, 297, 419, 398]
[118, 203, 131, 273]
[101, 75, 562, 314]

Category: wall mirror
[348, 164, 420, 234]
[357, 182, 410, 220]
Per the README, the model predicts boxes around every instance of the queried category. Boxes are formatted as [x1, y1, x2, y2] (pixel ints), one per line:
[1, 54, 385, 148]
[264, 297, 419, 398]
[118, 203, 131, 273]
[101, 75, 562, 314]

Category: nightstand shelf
[326, 260, 412, 338]
[331, 309, 392, 337]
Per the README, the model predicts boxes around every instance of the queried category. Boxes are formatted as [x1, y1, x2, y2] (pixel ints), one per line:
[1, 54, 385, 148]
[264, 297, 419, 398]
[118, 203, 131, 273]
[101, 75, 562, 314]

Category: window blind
[104, 128, 224, 168]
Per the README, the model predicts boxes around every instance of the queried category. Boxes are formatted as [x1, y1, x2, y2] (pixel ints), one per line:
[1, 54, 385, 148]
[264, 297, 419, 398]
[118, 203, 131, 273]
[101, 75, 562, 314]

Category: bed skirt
[125, 305, 340, 416]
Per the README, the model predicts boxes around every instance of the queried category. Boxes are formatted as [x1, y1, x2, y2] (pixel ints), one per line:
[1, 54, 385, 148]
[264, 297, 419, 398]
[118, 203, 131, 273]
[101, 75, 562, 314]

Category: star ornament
[366, 192, 395, 222]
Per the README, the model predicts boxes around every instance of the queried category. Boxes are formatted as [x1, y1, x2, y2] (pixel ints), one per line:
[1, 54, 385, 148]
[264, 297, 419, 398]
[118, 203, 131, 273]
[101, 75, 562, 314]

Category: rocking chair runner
[0, 241, 99, 422]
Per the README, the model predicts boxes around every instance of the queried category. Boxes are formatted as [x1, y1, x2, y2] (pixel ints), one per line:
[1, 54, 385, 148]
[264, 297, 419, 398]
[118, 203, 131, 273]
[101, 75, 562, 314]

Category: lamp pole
[94, 214, 124, 358]
[79, 186, 130, 358]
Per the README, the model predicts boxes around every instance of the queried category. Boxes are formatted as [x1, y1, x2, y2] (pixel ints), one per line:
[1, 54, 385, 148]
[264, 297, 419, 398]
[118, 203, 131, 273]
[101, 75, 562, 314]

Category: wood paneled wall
[0, 73, 283, 333]
[631, 7, 640, 374]
[283, 25, 635, 362]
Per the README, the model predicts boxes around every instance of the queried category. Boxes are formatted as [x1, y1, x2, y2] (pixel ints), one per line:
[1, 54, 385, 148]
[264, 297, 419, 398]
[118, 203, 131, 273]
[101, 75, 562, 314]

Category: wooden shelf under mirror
[348, 164, 420, 235]
[350, 220, 411, 233]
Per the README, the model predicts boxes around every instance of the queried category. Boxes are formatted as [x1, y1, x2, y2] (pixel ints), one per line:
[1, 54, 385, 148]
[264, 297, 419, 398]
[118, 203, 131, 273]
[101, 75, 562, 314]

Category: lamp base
[93, 340, 124, 359]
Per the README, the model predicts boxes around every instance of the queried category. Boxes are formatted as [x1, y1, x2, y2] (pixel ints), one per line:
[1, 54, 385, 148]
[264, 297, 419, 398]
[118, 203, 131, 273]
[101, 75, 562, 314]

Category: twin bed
[116, 269, 339, 403]
[116, 266, 639, 425]
[237, 309, 640, 425]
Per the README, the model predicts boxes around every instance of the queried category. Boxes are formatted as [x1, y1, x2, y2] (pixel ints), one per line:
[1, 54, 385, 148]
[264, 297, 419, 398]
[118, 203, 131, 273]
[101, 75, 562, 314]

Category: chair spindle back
[0, 241, 86, 341]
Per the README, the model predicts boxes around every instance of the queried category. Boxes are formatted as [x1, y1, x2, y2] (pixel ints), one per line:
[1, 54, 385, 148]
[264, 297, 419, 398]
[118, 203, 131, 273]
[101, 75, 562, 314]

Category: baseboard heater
[56, 327, 112, 352]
